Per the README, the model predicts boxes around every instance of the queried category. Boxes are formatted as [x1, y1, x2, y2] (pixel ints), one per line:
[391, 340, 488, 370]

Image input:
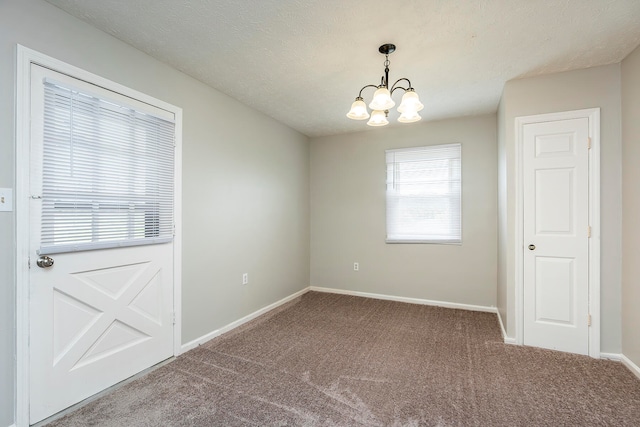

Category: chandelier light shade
[369, 87, 395, 111]
[397, 89, 424, 113]
[346, 97, 370, 120]
[398, 110, 422, 123]
[367, 110, 389, 127]
[346, 44, 423, 127]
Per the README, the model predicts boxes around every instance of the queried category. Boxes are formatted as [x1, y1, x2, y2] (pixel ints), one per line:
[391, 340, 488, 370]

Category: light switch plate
[0, 188, 13, 212]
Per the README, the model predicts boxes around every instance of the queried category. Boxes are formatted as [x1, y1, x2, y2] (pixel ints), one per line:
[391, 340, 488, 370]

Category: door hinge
[588, 226, 592, 238]
[172, 312, 176, 325]
[588, 137, 592, 150]
[588, 314, 592, 327]
[28, 256, 31, 269]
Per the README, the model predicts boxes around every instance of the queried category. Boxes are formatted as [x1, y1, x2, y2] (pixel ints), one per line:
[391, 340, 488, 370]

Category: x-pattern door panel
[53, 260, 162, 372]
[29, 246, 173, 423]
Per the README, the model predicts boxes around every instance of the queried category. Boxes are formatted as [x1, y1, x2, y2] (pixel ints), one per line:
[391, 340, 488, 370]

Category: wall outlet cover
[0, 188, 13, 212]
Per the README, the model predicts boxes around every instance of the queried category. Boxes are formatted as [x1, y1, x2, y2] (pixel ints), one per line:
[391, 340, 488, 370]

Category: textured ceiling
[46, 0, 640, 137]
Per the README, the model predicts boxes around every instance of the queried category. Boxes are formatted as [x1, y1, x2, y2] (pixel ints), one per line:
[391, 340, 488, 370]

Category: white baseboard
[309, 286, 497, 313]
[600, 352, 640, 380]
[180, 287, 310, 353]
[496, 310, 517, 345]
[621, 354, 640, 380]
[600, 352, 622, 361]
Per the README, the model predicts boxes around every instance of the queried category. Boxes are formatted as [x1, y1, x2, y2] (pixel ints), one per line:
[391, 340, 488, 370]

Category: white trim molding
[514, 108, 601, 358]
[15, 45, 183, 427]
[496, 310, 517, 344]
[310, 286, 498, 313]
[180, 287, 310, 353]
[172, 108, 184, 357]
[621, 354, 640, 380]
[600, 353, 640, 380]
[600, 352, 622, 361]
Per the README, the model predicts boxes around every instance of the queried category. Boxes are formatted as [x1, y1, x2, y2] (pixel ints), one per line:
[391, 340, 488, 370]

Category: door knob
[528, 244, 536, 251]
[36, 255, 54, 268]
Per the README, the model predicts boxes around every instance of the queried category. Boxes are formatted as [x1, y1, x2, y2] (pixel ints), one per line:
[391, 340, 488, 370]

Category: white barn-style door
[522, 117, 591, 355]
[28, 64, 176, 424]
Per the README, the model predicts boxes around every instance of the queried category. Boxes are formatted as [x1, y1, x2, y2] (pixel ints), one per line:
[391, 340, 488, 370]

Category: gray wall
[498, 64, 622, 352]
[0, 1, 310, 425]
[621, 44, 640, 367]
[310, 115, 498, 307]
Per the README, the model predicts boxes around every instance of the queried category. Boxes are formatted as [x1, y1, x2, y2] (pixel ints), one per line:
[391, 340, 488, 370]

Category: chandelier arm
[390, 78, 412, 93]
[390, 86, 409, 95]
[357, 84, 380, 99]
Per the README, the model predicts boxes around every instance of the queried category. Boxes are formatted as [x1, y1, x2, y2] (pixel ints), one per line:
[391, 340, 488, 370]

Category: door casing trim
[15, 45, 183, 426]
[514, 108, 600, 357]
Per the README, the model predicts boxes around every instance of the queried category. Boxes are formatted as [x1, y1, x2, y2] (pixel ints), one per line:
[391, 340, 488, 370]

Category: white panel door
[28, 65, 175, 424]
[523, 118, 590, 355]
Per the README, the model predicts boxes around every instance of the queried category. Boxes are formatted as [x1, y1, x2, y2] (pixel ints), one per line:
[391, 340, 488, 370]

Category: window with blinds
[386, 143, 461, 243]
[40, 78, 175, 255]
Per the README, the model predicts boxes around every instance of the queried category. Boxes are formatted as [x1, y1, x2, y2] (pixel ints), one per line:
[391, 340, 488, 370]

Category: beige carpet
[48, 291, 640, 426]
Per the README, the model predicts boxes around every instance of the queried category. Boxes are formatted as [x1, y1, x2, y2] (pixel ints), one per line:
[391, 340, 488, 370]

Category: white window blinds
[40, 79, 175, 255]
[386, 143, 461, 243]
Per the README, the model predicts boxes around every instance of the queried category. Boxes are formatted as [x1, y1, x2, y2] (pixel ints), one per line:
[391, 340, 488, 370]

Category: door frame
[15, 45, 183, 426]
[514, 108, 600, 357]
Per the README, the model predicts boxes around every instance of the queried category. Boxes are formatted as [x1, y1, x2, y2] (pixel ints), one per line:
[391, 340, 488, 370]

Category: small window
[386, 143, 461, 243]
[40, 79, 175, 254]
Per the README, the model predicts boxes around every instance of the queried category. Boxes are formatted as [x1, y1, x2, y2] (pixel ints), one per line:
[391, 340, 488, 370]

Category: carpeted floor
[48, 291, 640, 426]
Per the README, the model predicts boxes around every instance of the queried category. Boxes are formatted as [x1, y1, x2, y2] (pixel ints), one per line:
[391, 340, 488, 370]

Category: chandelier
[346, 43, 424, 127]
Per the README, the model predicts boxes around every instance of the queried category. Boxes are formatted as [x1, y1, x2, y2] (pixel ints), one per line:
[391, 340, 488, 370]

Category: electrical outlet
[0, 188, 12, 212]
[354, 262, 359, 271]
[242, 273, 248, 285]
